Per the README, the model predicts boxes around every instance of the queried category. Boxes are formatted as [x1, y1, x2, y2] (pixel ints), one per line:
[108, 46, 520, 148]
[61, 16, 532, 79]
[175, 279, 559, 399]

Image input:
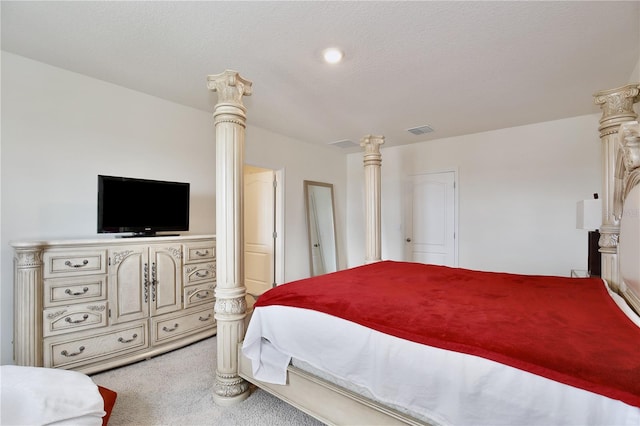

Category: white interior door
[244, 167, 275, 307]
[406, 171, 457, 266]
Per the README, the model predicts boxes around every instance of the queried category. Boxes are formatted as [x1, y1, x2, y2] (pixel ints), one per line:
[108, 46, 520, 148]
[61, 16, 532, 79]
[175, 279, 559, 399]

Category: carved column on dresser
[360, 135, 385, 264]
[593, 83, 639, 291]
[207, 70, 252, 405]
[13, 244, 45, 366]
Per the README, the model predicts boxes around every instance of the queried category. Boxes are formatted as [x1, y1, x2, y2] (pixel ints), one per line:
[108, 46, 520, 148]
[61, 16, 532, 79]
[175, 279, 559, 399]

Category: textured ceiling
[2, 1, 639, 151]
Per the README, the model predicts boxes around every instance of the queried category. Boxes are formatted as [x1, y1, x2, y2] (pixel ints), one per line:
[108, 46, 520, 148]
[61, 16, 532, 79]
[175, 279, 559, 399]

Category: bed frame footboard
[238, 348, 429, 426]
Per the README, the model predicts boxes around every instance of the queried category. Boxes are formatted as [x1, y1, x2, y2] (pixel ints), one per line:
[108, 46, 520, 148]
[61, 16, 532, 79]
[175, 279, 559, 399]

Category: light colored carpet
[90, 337, 325, 426]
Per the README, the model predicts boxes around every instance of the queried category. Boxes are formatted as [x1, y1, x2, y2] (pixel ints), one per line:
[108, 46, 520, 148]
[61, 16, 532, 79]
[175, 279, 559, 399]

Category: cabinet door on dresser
[108, 244, 183, 324]
[148, 244, 182, 317]
[108, 246, 149, 324]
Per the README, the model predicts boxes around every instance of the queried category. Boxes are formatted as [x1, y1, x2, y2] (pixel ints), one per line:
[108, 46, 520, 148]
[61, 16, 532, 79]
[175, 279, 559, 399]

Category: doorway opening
[244, 165, 284, 310]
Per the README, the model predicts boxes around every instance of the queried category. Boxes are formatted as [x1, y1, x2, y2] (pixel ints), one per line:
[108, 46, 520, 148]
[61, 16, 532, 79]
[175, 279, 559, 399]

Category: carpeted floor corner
[91, 337, 325, 426]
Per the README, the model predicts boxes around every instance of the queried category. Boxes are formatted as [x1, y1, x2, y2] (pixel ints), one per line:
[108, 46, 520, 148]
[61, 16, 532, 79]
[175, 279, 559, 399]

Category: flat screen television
[98, 175, 190, 236]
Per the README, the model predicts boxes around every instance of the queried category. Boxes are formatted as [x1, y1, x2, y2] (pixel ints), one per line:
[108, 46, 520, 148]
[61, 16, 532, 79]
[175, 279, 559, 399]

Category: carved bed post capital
[360, 135, 385, 264]
[207, 70, 253, 405]
[361, 134, 385, 158]
[593, 83, 639, 291]
[594, 84, 640, 138]
[207, 70, 253, 105]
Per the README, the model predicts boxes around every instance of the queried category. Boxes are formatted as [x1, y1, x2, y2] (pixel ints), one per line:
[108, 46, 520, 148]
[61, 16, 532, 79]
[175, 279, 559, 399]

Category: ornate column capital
[594, 83, 640, 138]
[207, 70, 253, 105]
[14, 248, 44, 268]
[360, 135, 385, 160]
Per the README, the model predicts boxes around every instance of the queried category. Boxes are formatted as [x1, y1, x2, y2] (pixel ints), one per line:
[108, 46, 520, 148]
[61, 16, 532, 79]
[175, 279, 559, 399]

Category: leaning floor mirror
[304, 180, 338, 276]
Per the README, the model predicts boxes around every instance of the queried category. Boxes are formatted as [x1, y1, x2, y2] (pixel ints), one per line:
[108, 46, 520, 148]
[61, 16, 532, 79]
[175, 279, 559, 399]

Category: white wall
[347, 114, 602, 276]
[0, 52, 346, 365]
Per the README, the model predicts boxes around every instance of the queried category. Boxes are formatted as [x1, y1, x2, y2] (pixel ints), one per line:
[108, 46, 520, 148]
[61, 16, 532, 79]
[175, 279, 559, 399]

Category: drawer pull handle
[61, 346, 85, 357]
[199, 314, 212, 322]
[195, 250, 209, 257]
[195, 271, 209, 278]
[65, 260, 89, 268]
[151, 263, 157, 303]
[162, 324, 179, 332]
[118, 333, 138, 344]
[65, 287, 89, 296]
[143, 263, 149, 303]
[65, 314, 89, 324]
[196, 291, 210, 299]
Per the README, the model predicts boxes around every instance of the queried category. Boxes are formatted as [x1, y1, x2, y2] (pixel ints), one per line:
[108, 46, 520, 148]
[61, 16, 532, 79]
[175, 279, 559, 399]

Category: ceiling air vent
[328, 139, 358, 148]
[407, 125, 434, 135]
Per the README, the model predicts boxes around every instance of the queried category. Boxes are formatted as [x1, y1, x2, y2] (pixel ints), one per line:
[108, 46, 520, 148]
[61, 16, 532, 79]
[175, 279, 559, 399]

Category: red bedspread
[255, 261, 640, 407]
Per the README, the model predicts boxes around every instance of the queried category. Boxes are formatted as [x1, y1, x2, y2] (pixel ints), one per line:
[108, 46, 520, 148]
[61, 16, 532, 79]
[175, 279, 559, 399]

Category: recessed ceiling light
[322, 47, 344, 64]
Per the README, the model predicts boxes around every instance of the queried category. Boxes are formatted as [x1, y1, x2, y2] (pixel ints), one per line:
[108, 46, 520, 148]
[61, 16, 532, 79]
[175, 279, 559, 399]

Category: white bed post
[360, 135, 385, 264]
[593, 83, 639, 291]
[207, 70, 253, 405]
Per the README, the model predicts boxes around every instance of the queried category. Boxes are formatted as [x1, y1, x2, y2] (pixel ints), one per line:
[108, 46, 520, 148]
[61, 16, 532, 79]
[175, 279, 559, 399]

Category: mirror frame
[304, 180, 339, 276]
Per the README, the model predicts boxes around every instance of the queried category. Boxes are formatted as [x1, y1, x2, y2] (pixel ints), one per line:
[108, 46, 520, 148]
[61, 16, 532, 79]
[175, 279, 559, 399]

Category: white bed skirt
[243, 305, 640, 426]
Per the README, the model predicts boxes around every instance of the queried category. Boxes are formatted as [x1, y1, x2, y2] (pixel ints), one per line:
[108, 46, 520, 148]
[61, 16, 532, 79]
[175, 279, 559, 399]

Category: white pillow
[0, 365, 105, 426]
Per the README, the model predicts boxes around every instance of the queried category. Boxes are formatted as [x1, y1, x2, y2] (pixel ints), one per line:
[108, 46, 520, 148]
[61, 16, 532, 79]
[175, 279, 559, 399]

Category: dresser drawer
[184, 243, 216, 263]
[184, 283, 216, 308]
[152, 304, 215, 344]
[45, 322, 148, 368]
[183, 262, 216, 284]
[43, 302, 108, 337]
[43, 250, 107, 278]
[44, 275, 107, 307]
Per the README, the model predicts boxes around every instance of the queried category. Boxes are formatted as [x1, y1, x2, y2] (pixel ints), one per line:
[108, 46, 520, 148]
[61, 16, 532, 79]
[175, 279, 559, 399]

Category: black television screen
[98, 175, 190, 236]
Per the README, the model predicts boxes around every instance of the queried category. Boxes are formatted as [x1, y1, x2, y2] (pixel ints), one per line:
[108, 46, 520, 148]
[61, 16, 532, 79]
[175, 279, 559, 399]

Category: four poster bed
[207, 73, 640, 425]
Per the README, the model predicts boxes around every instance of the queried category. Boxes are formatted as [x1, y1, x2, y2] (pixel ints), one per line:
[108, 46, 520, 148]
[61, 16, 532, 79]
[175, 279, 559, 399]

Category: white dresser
[12, 235, 216, 374]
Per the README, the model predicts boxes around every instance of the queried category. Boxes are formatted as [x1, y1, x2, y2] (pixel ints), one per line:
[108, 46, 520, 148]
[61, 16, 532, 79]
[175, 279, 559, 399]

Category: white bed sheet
[243, 304, 640, 426]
